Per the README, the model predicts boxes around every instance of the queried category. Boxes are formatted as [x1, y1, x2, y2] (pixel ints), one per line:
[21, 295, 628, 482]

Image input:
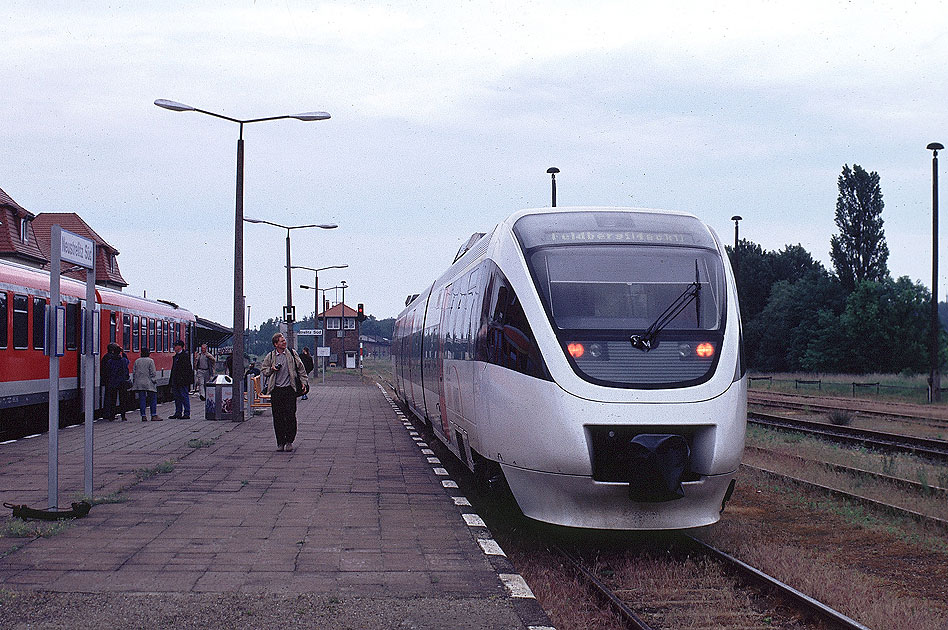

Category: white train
[393, 207, 746, 529]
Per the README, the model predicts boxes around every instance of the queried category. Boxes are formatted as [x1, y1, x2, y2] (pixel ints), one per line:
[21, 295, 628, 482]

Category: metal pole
[547, 167, 559, 207]
[341, 283, 346, 368]
[929, 142, 944, 402]
[285, 230, 294, 350]
[730, 215, 742, 284]
[48, 225, 61, 510]
[84, 264, 95, 497]
[233, 131, 246, 420]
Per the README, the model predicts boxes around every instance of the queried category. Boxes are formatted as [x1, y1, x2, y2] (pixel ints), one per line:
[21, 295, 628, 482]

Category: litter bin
[205, 375, 236, 421]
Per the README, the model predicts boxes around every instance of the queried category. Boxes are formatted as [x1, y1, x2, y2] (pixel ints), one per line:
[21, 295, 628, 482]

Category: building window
[19, 218, 28, 244]
[13, 294, 28, 350]
[327, 317, 341, 330]
[33, 297, 45, 350]
[344, 317, 356, 330]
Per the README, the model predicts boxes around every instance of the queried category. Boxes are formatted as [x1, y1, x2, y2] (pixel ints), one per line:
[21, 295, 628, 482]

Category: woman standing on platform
[261, 333, 307, 452]
[132, 347, 160, 422]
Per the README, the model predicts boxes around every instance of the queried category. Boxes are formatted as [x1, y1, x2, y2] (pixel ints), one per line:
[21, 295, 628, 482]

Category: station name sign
[297, 329, 323, 336]
[60, 229, 95, 269]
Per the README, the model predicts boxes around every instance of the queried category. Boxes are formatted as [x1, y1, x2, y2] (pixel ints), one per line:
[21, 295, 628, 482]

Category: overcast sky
[3, 1, 947, 327]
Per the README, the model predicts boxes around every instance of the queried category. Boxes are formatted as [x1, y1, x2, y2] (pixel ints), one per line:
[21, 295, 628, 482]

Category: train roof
[0, 259, 195, 320]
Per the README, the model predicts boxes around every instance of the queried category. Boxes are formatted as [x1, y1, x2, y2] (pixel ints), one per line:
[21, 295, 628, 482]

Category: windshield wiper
[630, 261, 702, 352]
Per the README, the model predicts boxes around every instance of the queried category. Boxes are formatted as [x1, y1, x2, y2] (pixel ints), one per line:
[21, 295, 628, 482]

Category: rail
[748, 411, 948, 462]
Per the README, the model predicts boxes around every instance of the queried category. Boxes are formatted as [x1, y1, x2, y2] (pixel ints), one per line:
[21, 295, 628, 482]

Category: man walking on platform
[194, 343, 215, 401]
[170, 340, 193, 419]
[262, 333, 307, 452]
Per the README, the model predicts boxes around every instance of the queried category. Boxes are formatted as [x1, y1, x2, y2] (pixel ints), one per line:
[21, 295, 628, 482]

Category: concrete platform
[0, 373, 553, 629]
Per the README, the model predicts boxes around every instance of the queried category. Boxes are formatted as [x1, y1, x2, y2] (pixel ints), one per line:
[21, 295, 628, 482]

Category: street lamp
[293, 263, 348, 374]
[928, 142, 944, 402]
[155, 98, 330, 420]
[300, 280, 346, 382]
[546, 167, 560, 207]
[244, 218, 338, 351]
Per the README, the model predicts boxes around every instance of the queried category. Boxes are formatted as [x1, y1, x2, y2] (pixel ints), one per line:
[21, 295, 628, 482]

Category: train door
[436, 283, 453, 441]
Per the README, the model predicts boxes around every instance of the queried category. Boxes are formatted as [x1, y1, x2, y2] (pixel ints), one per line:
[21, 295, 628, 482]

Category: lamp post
[301, 281, 346, 382]
[928, 142, 944, 402]
[294, 263, 347, 372]
[546, 167, 560, 207]
[245, 218, 338, 351]
[730, 215, 742, 284]
[339, 280, 348, 368]
[154, 99, 330, 420]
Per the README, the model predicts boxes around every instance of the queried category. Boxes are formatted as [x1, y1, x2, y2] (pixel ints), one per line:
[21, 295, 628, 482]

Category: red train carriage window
[132, 315, 140, 351]
[122, 313, 131, 351]
[109, 312, 117, 344]
[148, 318, 155, 352]
[157, 320, 163, 352]
[33, 297, 45, 351]
[0, 292, 7, 349]
[65, 303, 79, 351]
[12, 294, 28, 350]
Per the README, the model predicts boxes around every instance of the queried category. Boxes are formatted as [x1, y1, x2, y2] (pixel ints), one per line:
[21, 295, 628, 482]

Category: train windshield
[514, 211, 727, 388]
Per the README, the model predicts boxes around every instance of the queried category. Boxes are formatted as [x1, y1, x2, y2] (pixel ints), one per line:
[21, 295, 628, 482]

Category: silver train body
[393, 207, 746, 529]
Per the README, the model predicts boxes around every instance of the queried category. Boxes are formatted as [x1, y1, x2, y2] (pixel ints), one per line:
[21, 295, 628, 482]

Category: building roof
[0, 187, 47, 265]
[32, 212, 128, 287]
[319, 303, 359, 318]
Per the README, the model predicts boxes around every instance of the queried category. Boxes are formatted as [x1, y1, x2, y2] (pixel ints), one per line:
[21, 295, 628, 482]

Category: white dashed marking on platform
[462, 513, 486, 527]
[451, 496, 471, 506]
[442, 480, 458, 488]
[426, 457, 441, 464]
[499, 574, 536, 599]
[478, 538, 507, 556]
[433, 467, 449, 476]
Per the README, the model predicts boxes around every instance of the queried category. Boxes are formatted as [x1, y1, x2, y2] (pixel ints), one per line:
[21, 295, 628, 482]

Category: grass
[0, 517, 73, 540]
[187, 438, 215, 449]
[135, 459, 175, 481]
[748, 371, 941, 404]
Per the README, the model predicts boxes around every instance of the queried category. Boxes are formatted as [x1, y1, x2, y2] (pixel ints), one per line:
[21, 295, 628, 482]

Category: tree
[830, 164, 889, 290]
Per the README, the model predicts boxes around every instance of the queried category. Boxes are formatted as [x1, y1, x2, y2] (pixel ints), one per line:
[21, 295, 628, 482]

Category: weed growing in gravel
[71, 491, 128, 505]
[0, 517, 72, 539]
[135, 460, 175, 481]
[187, 438, 215, 449]
[828, 409, 854, 425]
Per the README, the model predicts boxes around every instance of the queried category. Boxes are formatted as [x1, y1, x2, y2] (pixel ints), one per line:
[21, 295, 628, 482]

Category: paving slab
[0, 373, 550, 629]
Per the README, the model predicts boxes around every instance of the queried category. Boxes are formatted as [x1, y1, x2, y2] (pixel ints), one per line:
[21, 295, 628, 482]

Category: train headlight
[567, 343, 585, 358]
[696, 342, 715, 358]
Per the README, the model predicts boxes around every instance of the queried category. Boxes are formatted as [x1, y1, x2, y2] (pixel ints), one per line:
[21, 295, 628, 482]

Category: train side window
[0, 292, 7, 349]
[33, 297, 45, 350]
[109, 312, 117, 344]
[156, 320, 163, 352]
[122, 314, 131, 351]
[132, 315, 140, 351]
[13, 294, 28, 350]
[147, 318, 154, 352]
[65, 303, 78, 351]
[140, 317, 147, 351]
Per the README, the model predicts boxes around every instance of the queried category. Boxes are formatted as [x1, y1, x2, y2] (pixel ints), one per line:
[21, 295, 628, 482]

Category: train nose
[625, 434, 691, 502]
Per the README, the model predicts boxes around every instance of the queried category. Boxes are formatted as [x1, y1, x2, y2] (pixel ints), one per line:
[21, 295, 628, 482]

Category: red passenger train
[0, 260, 196, 440]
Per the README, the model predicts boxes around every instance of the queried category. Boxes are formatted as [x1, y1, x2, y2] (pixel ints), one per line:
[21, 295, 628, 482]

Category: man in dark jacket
[170, 340, 194, 419]
[102, 343, 129, 421]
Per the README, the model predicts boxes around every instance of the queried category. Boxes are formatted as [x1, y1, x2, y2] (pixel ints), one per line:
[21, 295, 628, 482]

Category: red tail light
[696, 342, 715, 358]
[567, 343, 585, 358]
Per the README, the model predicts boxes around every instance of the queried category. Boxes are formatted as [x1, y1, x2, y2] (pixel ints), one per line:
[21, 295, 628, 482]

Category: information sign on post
[60, 229, 95, 268]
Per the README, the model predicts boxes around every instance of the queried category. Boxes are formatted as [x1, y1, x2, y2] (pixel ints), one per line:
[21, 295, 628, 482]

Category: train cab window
[109, 312, 117, 344]
[33, 297, 45, 350]
[0, 292, 7, 349]
[122, 314, 131, 351]
[132, 316, 140, 351]
[65, 303, 79, 351]
[13, 294, 28, 350]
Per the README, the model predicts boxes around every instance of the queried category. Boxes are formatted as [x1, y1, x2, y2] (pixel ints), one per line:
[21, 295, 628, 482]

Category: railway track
[748, 390, 948, 427]
[748, 411, 948, 462]
[554, 537, 870, 630]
